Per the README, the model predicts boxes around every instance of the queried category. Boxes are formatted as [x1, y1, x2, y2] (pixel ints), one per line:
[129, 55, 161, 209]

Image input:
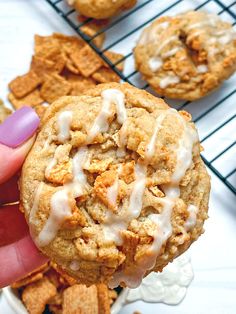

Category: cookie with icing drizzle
[21, 83, 210, 287]
[134, 11, 236, 100]
[67, 0, 137, 19]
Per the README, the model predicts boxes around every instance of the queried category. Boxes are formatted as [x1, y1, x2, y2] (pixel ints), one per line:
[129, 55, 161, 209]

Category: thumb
[0, 107, 40, 184]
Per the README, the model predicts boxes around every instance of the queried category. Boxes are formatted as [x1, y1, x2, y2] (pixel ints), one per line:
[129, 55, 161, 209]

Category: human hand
[0, 107, 48, 288]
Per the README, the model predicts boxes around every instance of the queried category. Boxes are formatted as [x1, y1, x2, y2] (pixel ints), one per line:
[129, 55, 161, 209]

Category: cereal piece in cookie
[21, 83, 210, 288]
[62, 285, 98, 314]
[8, 89, 43, 109]
[9, 71, 41, 98]
[134, 11, 236, 100]
[68, 0, 137, 19]
[22, 277, 57, 314]
[40, 74, 72, 103]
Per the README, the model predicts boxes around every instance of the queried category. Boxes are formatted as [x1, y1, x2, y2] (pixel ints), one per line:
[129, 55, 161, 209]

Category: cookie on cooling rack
[21, 82, 210, 288]
[67, 0, 137, 19]
[134, 11, 236, 100]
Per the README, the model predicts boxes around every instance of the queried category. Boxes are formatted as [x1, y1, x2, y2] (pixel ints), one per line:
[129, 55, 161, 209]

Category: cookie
[134, 11, 236, 100]
[67, 0, 137, 19]
[21, 82, 210, 287]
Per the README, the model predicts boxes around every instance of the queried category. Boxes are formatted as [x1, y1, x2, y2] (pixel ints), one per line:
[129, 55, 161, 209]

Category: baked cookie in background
[134, 11, 236, 100]
[21, 82, 210, 288]
[67, 0, 137, 19]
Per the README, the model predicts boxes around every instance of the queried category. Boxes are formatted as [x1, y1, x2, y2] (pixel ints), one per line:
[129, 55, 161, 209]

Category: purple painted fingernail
[0, 107, 40, 148]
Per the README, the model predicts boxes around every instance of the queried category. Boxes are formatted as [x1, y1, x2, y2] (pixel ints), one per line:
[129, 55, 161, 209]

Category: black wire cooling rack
[45, 0, 236, 195]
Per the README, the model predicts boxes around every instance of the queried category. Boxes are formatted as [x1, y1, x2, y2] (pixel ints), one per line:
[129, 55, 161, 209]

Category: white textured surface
[0, 0, 236, 313]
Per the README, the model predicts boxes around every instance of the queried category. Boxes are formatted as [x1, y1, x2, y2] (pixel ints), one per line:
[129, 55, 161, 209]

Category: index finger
[0, 235, 48, 288]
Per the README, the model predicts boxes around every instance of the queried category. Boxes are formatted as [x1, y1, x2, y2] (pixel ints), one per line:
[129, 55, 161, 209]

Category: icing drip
[187, 29, 205, 42]
[128, 163, 147, 218]
[36, 189, 72, 247]
[156, 36, 178, 55]
[36, 89, 126, 247]
[184, 204, 198, 231]
[103, 163, 147, 246]
[187, 15, 218, 30]
[37, 146, 89, 246]
[57, 111, 73, 143]
[146, 109, 173, 160]
[109, 197, 174, 289]
[70, 260, 80, 271]
[162, 47, 180, 58]
[87, 89, 126, 143]
[148, 34, 178, 73]
[45, 145, 64, 177]
[125, 253, 194, 305]
[216, 29, 236, 45]
[149, 57, 163, 72]
[159, 75, 180, 88]
[138, 21, 169, 45]
[197, 65, 208, 73]
[109, 110, 198, 288]
[71, 146, 89, 196]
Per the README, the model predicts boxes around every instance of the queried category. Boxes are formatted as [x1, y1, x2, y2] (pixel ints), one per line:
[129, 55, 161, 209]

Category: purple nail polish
[0, 107, 40, 148]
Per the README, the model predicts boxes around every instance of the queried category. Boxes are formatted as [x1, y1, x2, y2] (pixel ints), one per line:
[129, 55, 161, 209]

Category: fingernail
[0, 107, 40, 148]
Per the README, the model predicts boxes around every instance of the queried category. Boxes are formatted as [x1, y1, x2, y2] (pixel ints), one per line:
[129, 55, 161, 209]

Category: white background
[0, 0, 236, 313]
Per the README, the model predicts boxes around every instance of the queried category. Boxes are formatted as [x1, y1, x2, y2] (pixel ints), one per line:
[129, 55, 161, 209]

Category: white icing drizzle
[107, 165, 122, 208]
[184, 204, 198, 231]
[216, 29, 236, 45]
[149, 57, 163, 72]
[138, 21, 170, 45]
[33, 87, 199, 289]
[197, 64, 208, 73]
[36, 189, 72, 247]
[148, 34, 178, 73]
[146, 109, 173, 160]
[157, 36, 178, 55]
[128, 163, 147, 218]
[124, 253, 194, 305]
[70, 260, 80, 271]
[45, 145, 62, 177]
[72, 146, 88, 193]
[109, 110, 199, 288]
[162, 47, 180, 58]
[104, 163, 147, 246]
[187, 16, 218, 31]
[87, 89, 126, 143]
[187, 29, 205, 42]
[36, 89, 127, 247]
[37, 146, 89, 246]
[57, 111, 73, 143]
[159, 75, 180, 88]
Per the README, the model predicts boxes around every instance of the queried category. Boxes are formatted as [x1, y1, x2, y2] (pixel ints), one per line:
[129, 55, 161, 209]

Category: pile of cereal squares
[8, 32, 124, 119]
[11, 262, 118, 314]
